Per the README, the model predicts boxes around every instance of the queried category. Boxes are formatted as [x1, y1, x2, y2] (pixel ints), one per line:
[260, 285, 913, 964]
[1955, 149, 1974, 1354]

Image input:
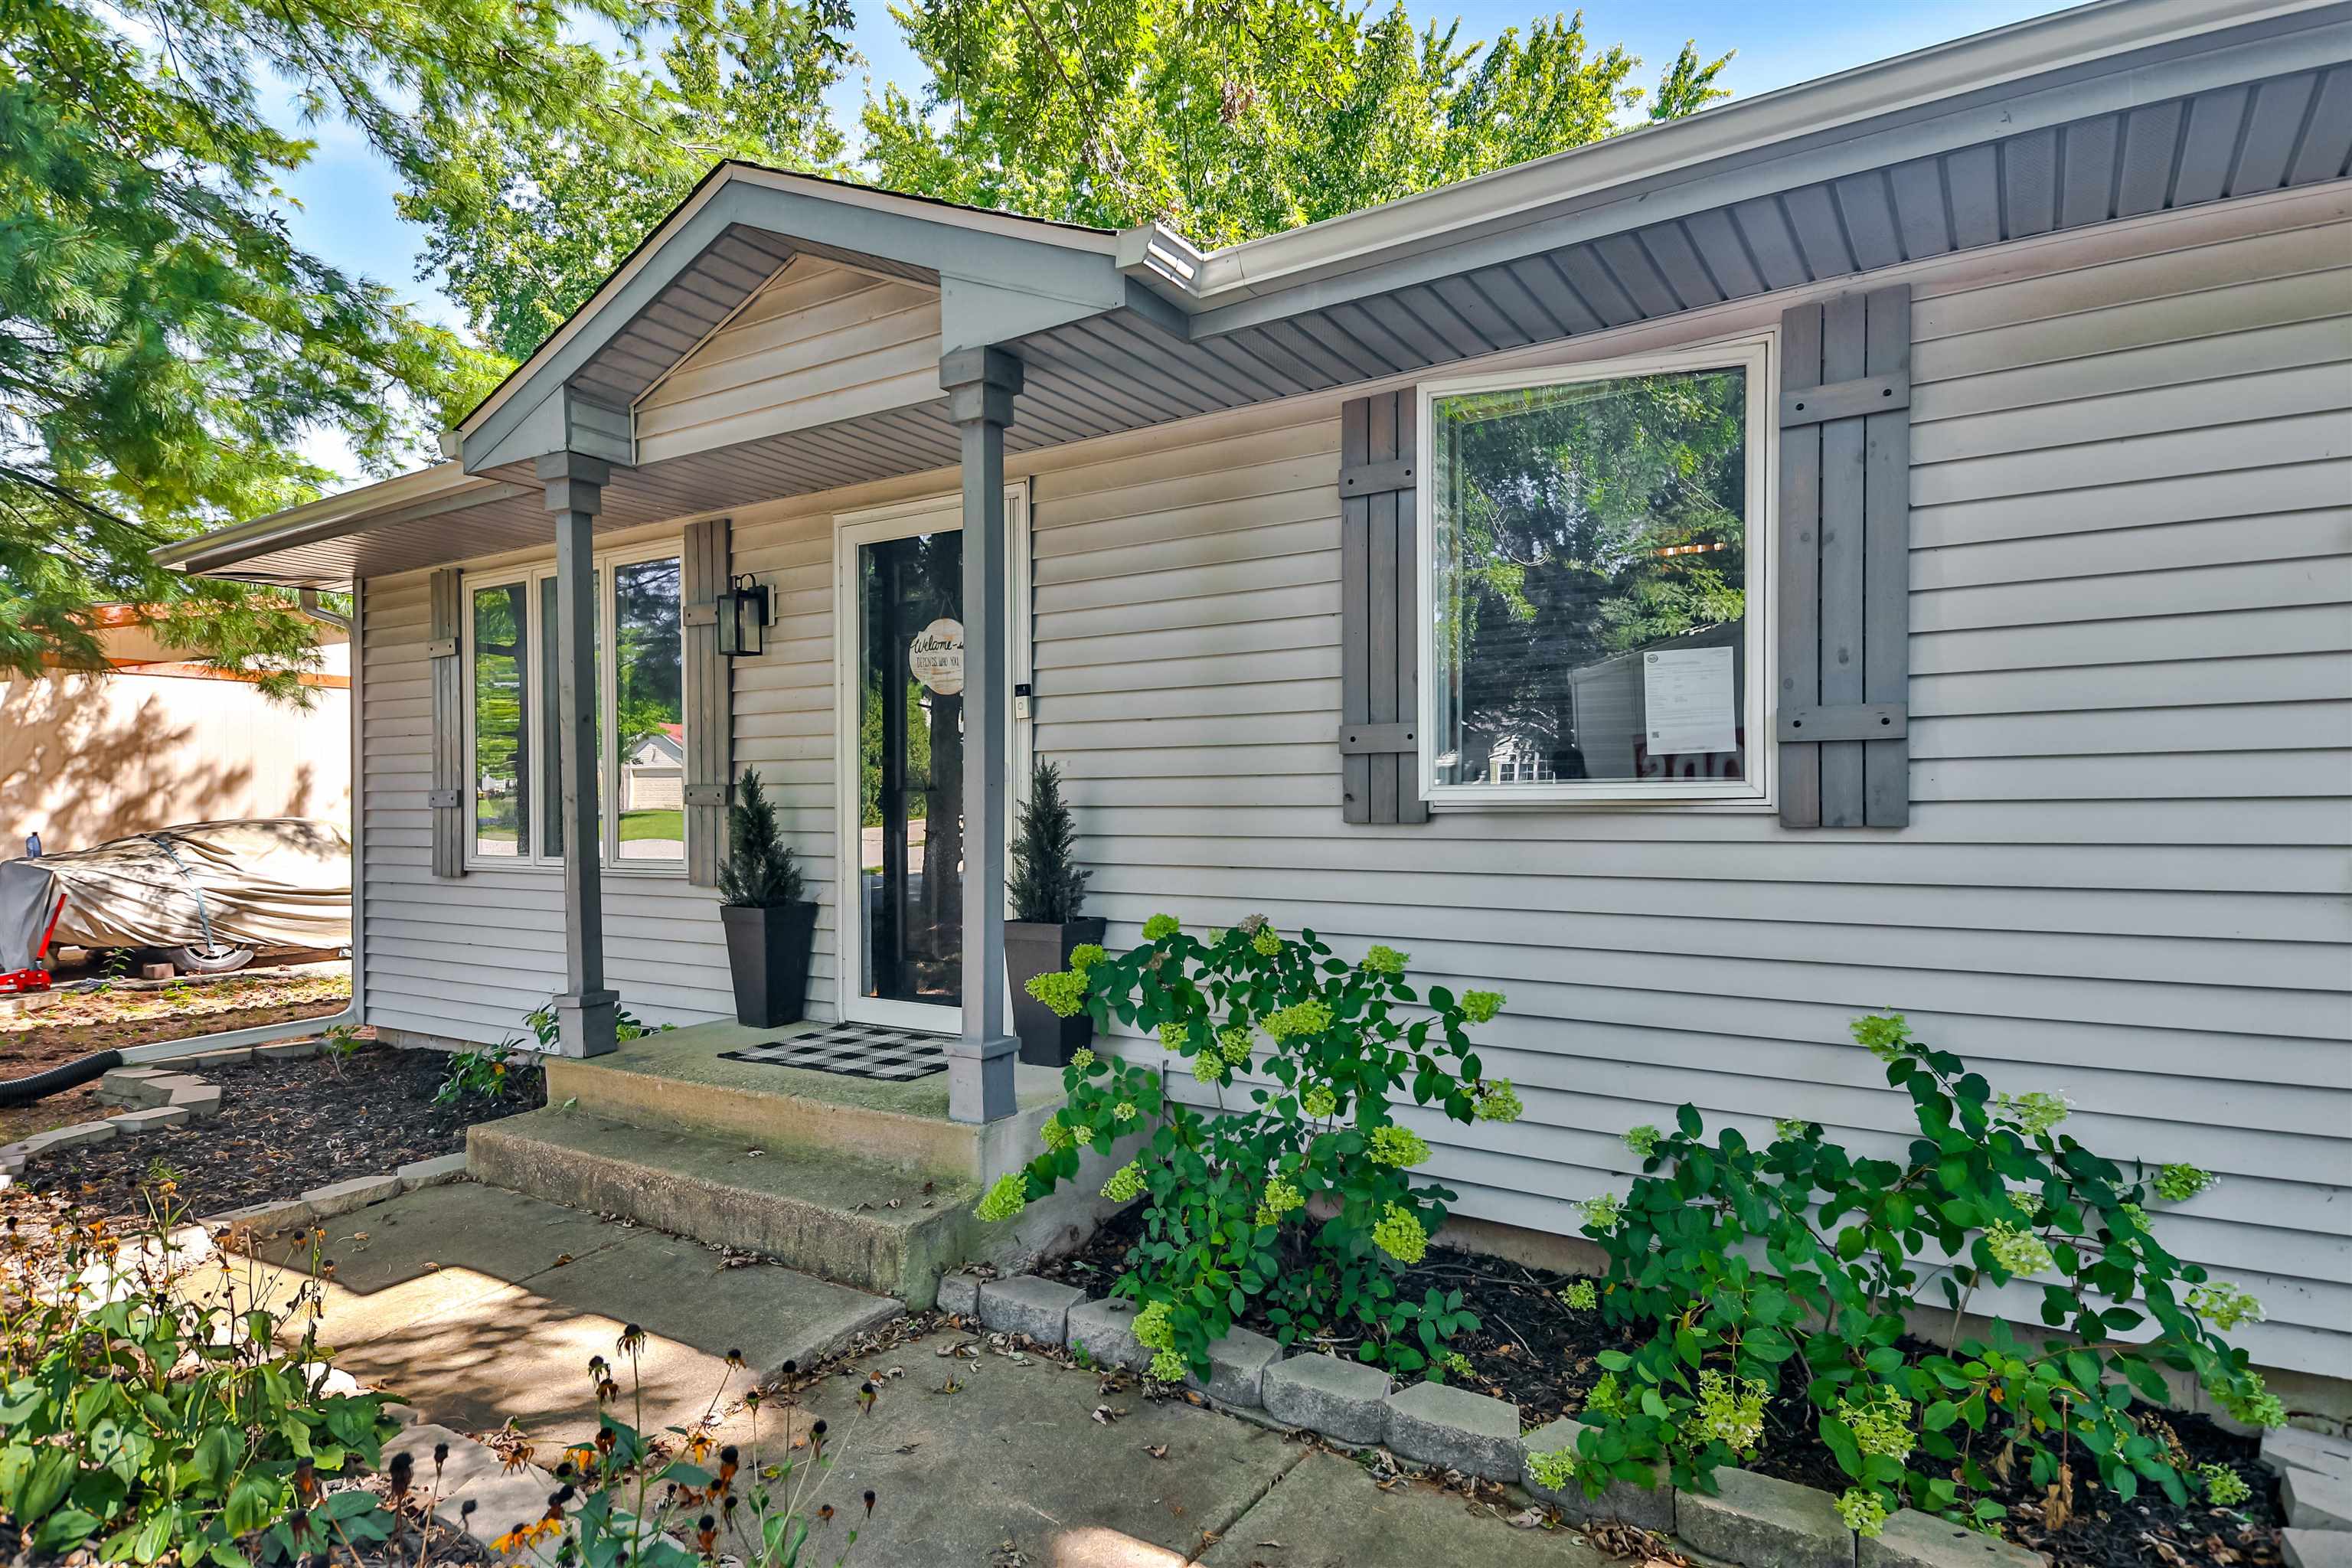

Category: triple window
[465, 544, 686, 870]
[1419, 336, 1773, 807]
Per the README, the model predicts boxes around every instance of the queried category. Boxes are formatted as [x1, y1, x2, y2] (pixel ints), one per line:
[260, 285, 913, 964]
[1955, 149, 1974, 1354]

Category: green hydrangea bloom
[1101, 1161, 1146, 1202]
[1264, 999, 1334, 1039]
[2117, 1201, 2148, 1232]
[2188, 1282, 2265, 1331]
[1851, 1012, 1910, 1062]
[2009, 1188, 2041, 1217]
[2155, 1163, 2220, 1203]
[1070, 1047, 1096, 1072]
[1475, 1080, 1523, 1123]
[2215, 1372, 2286, 1429]
[1252, 926, 1283, 957]
[1112, 1100, 1138, 1122]
[1069, 943, 1107, 973]
[1132, 1300, 1174, 1351]
[1561, 1280, 1597, 1311]
[1773, 1117, 1811, 1141]
[1026, 968, 1089, 1018]
[1459, 990, 1504, 1024]
[1039, 1117, 1075, 1153]
[1836, 1392, 1915, 1462]
[1301, 1085, 1338, 1119]
[1984, 1220, 2053, 1276]
[1693, 1370, 1766, 1455]
[1142, 913, 1181, 940]
[1623, 1124, 1661, 1158]
[1369, 1125, 1431, 1168]
[1439, 1351, 1475, 1380]
[1837, 1488, 1889, 1539]
[1361, 944, 1408, 974]
[975, 1172, 1027, 1223]
[1527, 1448, 1577, 1491]
[1217, 1024, 1253, 1066]
[1997, 1089, 2073, 1137]
[1372, 1202, 1427, 1265]
[1147, 1348, 1187, 1383]
[1158, 1019, 1191, 1050]
[1191, 1050, 1224, 1085]
[1254, 1176, 1304, 1227]
[1578, 1192, 1623, 1232]
[2200, 1463, 2252, 1507]
[1583, 1373, 1626, 1419]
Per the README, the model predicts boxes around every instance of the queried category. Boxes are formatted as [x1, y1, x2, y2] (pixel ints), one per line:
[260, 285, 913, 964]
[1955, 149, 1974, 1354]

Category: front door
[836, 488, 1028, 1031]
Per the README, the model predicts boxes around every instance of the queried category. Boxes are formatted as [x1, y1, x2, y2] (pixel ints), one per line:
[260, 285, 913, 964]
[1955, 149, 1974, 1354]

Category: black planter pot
[1006, 916, 1107, 1067]
[720, 902, 818, 1029]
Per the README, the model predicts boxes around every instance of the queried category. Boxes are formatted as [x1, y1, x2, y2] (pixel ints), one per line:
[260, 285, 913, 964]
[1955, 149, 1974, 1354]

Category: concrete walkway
[250, 1182, 1609, 1568]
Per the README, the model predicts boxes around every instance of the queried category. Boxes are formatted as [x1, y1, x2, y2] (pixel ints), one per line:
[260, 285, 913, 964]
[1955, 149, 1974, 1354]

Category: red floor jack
[0, 892, 65, 995]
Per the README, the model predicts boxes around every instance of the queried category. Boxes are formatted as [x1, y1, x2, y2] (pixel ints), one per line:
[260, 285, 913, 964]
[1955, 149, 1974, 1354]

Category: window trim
[1414, 332, 1779, 812]
[461, 537, 690, 875]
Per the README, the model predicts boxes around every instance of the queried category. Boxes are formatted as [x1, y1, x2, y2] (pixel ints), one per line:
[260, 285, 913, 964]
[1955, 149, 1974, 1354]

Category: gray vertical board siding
[428, 567, 466, 878]
[1862, 286, 1913, 829]
[1778, 304, 1827, 829]
[1818, 291, 1871, 828]
[681, 516, 732, 887]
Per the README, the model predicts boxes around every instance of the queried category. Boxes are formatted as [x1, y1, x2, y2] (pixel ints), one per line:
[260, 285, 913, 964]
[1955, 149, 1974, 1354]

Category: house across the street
[161, 0, 2352, 1403]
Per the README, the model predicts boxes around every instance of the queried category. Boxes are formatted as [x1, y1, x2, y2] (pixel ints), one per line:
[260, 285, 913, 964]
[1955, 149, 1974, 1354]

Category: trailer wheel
[162, 942, 255, 975]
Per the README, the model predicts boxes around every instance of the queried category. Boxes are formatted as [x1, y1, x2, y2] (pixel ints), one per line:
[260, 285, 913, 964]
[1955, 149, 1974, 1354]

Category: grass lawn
[619, 808, 684, 842]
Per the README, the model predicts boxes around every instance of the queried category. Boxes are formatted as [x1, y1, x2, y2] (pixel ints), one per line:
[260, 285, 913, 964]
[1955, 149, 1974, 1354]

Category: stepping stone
[1186, 1326, 1284, 1407]
[2266, 1428, 2352, 1481]
[1383, 1378, 1521, 1480]
[1520, 1416, 1674, 1532]
[108, 1106, 191, 1132]
[1259, 1353, 1391, 1444]
[397, 1153, 470, 1190]
[977, 1275, 1082, 1343]
[1862, 1508, 2043, 1568]
[2285, 1529, 2352, 1568]
[22, 1121, 118, 1155]
[304, 1174, 404, 1220]
[1677, 1467, 1855, 1568]
[2285, 1468, 2352, 1532]
[1066, 1296, 1152, 1373]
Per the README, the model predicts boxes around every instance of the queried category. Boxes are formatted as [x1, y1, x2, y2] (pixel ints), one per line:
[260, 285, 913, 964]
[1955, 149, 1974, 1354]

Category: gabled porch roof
[158, 0, 2350, 589]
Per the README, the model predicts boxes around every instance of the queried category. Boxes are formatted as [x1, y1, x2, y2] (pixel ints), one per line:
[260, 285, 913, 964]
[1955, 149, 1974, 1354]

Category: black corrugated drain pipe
[0, 1050, 122, 1108]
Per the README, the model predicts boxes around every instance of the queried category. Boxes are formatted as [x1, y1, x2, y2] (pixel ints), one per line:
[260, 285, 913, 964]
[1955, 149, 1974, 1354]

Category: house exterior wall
[357, 184, 2352, 1378]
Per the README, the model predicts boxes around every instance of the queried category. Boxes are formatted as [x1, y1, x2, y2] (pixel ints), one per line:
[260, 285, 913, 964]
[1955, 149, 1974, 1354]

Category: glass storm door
[856, 526, 965, 1019]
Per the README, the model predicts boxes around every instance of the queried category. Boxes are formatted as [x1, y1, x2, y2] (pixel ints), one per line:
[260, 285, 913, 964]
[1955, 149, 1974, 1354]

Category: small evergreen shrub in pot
[1004, 761, 1103, 1067]
[717, 769, 815, 1028]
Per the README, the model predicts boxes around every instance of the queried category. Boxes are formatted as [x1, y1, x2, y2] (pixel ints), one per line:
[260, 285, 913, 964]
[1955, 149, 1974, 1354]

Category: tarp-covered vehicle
[0, 819, 349, 984]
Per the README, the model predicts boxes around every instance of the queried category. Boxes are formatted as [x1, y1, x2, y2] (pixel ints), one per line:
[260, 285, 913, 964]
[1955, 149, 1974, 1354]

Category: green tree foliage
[0, 0, 606, 692]
[864, 0, 1730, 243]
[400, 0, 856, 361]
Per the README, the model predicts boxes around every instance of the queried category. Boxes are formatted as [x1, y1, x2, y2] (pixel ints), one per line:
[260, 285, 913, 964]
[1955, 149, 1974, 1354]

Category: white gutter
[1118, 0, 2342, 309]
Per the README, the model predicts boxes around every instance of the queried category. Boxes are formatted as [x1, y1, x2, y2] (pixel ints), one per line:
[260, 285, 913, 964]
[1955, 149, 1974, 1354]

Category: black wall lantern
[717, 573, 769, 657]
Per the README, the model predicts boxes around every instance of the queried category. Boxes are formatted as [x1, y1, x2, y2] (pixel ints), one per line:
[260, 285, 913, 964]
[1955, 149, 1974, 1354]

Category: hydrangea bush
[980, 916, 1520, 1380]
[1540, 1013, 2278, 1536]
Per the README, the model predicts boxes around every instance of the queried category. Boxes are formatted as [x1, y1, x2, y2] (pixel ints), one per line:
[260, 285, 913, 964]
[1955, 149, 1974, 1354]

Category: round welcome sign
[909, 618, 964, 696]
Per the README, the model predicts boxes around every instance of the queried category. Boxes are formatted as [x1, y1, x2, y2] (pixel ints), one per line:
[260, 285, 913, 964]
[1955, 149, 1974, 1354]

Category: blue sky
[280, 0, 2074, 469]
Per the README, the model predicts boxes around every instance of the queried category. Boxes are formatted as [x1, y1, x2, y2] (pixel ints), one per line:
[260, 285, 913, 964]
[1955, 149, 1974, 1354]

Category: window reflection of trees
[1434, 368, 1748, 785]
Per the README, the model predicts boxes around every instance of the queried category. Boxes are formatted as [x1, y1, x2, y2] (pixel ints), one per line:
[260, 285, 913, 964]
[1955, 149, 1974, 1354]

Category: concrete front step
[469, 1106, 977, 1308]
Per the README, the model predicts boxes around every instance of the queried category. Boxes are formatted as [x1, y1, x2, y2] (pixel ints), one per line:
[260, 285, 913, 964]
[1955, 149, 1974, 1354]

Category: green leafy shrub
[1009, 760, 1089, 924]
[987, 916, 1519, 1380]
[1550, 1012, 2278, 1536]
[0, 1204, 402, 1563]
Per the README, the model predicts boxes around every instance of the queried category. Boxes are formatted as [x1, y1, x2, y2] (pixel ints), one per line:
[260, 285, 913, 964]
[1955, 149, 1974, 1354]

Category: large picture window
[1420, 338, 1771, 806]
[466, 544, 684, 869]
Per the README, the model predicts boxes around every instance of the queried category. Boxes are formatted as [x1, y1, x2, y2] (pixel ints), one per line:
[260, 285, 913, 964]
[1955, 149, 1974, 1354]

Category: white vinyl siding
[1024, 191, 2352, 1381]
[632, 256, 942, 466]
[354, 183, 2351, 1379]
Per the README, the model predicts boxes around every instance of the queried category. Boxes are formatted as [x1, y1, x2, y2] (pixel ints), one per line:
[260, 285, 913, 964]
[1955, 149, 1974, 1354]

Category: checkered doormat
[718, 1021, 952, 1082]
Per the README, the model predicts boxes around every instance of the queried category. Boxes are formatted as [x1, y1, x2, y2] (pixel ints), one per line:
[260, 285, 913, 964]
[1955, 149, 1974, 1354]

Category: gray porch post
[539, 451, 619, 1058]
[942, 347, 1023, 1123]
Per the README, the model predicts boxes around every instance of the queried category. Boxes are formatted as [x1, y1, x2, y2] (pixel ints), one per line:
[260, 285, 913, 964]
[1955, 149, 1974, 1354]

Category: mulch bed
[1038, 1206, 2284, 1568]
[0, 966, 352, 1142]
[25, 1046, 544, 1223]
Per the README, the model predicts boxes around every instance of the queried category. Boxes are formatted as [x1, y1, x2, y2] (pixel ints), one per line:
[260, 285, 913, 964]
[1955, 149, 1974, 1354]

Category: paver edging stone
[1520, 1417, 1674, 1533]
[2284, 1527, 2352, 1568]
[1677, 1465, 1856, 1568]
[1065, 1296, 1152, 1373]
[936, 1270, 983, 1319]
[1383, 1378, 1521, 1481]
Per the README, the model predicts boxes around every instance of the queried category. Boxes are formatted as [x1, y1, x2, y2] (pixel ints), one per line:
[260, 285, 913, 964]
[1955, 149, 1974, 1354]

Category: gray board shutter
[428, 567, 466, 877]
[681, 518, 733, 887]
[1338, 387, 1429, 826]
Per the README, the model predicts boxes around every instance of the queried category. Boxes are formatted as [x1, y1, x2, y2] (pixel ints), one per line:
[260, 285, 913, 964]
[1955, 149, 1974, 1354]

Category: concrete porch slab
[1194, 1450, 1611, 1567]
[227, 1183, 898, 1449]
[541, 1019, 1068, 1185]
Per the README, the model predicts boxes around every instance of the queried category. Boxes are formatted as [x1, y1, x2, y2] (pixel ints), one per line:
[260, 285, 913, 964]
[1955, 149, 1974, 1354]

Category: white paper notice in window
[1642, 645, 1736, 756]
